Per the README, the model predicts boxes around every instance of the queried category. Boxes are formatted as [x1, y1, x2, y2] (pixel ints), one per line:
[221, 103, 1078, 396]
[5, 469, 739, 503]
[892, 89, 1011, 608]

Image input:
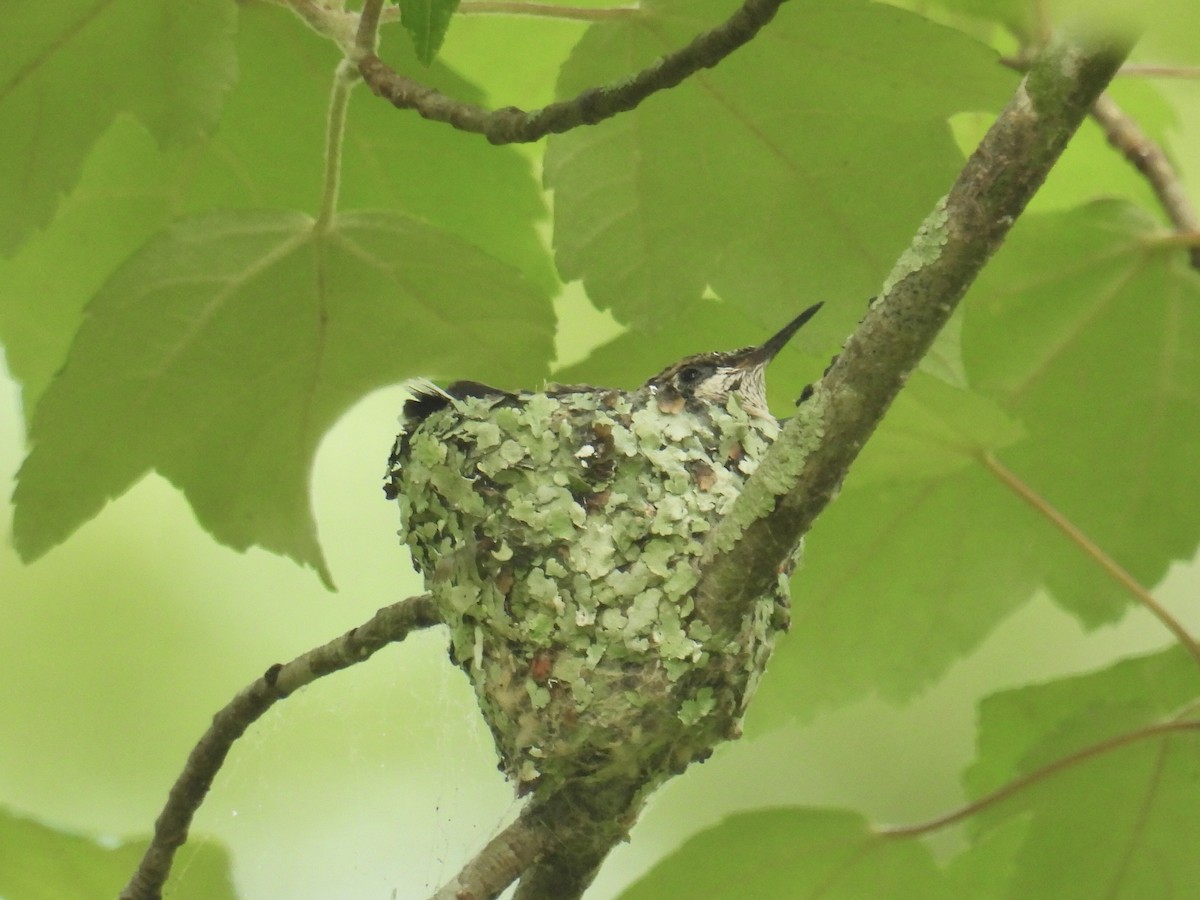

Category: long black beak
[738, 302, 823, 369]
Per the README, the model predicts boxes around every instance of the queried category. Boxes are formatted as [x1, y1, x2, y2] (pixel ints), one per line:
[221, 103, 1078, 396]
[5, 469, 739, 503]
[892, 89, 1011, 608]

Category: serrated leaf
[755, 202, 1200, 721]
[944, 817, 1030, 900]
[851, 371, 1025, 486]
[544, 0, 1011, 338]
[0, 2, 554, 422]
[13, 209, 554, 585]
[963, 200, 1200, 625]
[0, 0, 237, 256]
[0, 806, 235, 900]
[965, 645, 1200, 799]
[620, 808, 949, 899]
[399, 0, 462, 65]
[757, 463, 1045, 721]
[960, 647, 1200, 900]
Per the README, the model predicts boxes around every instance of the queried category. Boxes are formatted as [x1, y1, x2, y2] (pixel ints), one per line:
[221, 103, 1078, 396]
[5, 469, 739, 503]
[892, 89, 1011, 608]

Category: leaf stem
[315, 59, 359, 232]
[982, 452, 1200, 671]
[878, 717, 1200, 839]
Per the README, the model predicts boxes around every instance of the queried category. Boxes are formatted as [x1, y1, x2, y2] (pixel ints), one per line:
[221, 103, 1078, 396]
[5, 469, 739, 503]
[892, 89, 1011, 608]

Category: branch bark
[694, 28, 1137, 637]
[431, 775, 646, 900]
[119, 594, 439, 900]
[356, 0, 791, 144]
[1090, 91, 1200, 268]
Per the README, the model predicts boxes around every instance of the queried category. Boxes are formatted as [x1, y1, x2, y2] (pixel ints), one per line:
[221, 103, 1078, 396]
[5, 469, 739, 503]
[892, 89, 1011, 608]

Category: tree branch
[357, 0, 790, 144]
[431, 775, 648, 900]
[693, 28, 1137, 636]
[1089, 91, 1200, 268]
[119, 594, 440, 900]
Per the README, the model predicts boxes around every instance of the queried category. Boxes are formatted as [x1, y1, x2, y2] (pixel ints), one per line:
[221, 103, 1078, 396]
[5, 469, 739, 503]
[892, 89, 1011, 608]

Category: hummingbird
[392, 301, 822, 438]
[386, 303, 821, 794]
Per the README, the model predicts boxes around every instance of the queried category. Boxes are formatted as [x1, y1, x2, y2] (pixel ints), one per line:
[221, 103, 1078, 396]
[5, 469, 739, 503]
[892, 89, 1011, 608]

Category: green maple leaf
[965, 200, 1200, 625]
[759, 387, 1038, 719]
[0, 806, 234, 900]
[399, 0, 462, 65]
[544, 0, 1012, 339]
[752, 200, 1200, 722]
[622, 808, 949, 899]
[0, 0, 237, 256]
[0, 2, 553, 422]
[957, 646, 1200, 899]
[13, 209, 554, 585]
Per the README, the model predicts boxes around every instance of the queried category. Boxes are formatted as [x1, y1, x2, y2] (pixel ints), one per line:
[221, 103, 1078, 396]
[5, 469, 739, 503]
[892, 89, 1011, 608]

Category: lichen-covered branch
[431, 775, 647, 900]
[119, 594, 439, 900]
[357, 0, 790, 144]
[693, 29, 1136, 635]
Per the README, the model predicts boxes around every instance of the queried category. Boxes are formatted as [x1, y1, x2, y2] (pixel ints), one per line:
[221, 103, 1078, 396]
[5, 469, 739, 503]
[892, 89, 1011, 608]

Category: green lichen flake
[387, 386, 795, 793]
[882, 196, 950, 297]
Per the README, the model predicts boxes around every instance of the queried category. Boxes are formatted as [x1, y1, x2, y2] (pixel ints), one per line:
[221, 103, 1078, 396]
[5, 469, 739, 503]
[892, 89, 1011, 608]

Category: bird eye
[678, 366, 703, 384]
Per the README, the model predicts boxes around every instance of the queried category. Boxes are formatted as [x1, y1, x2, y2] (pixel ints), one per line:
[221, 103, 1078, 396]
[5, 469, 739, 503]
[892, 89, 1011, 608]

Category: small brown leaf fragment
[726, 441, 744, 465]
[656, 389, 686, 415]
[592, 421, 615, 456]
[585, 488, 612, 512]
[495, 567, 514, 595]
[689, 461, 716, 491]
[529, 651, 554, 683]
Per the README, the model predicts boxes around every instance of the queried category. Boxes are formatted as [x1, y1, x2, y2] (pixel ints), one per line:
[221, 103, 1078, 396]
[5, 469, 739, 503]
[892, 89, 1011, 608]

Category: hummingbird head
[644, 303, 822, 419]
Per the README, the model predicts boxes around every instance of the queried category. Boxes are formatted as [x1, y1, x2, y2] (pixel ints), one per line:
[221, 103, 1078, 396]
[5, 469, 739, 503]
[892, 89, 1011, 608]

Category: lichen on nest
[388, 384, 798, 792]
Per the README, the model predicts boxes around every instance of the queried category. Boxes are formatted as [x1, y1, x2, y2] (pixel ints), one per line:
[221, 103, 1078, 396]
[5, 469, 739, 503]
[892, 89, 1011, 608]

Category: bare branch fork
[119, 595, 440, 900]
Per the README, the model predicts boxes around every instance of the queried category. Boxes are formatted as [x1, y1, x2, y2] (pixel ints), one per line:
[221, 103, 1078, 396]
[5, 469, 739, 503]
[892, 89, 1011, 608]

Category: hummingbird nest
[388, 385, 798, 793]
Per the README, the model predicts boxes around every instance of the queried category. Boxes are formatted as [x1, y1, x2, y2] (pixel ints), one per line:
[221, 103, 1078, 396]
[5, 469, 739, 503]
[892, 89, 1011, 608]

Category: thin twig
[879, 717, 1200, 838]
[1090, 91, 1200, 268]
[356, 0, 386, 55]
[358, 0, 790, 144]
[119, 595, 440, 900]
[458, 1, 640, 20]
[982, 452, 1200, 670]
[1118, 63, 1200, 78]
